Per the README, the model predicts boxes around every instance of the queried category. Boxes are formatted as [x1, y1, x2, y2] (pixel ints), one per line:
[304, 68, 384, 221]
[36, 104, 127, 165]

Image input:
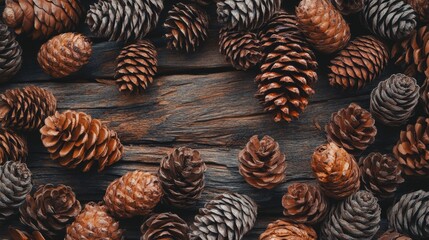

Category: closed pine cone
[9, 228, 45, 240]
[40, 111, 123, 172]
[406, 0, 429, 22]
[0, 86, 56, 132]
[159, 147, 206, 208]
[65, 202, 124, 240]
[378, 229, 412, 240]
[0, 23, 22, 82]
[104, 171, 162, 218]
[331, 0, 364, 15]
[259, 220, 317, 240]
[328, 35, 389, 90]
[115, 40, 158, 93]
[420, 79, 429, 116]
[141, 212, 189, 240]
[0, 127, 27, 164]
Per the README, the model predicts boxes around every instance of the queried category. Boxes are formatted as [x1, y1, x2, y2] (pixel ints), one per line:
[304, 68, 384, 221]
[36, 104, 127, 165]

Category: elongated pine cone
[259, 220, 317, 240]
[388, 190, 429, 239]
[19, 184, 81, 238]
[9, 228, 45, 240]
[86, 0, 163, 42]
[65, 202, 124, 240]
[0, 86, 56, 131]
[104, 171, 162, 218]
[159, 147, 206, 208]
[378, 229, 412, 240]
[115, 40, 158, 93]
[0, 23, 21, 82]
[328, 35, 389, 90]
[331, 0, 364, 15]
[40, 111, 123, 172]
[190, 192, 258, 240]
[421, 79, 429, 115]
[37, 33, 92, 78]
[406, 0, 429, 22]
[141, 212, 189, 240]
[0, 127, 27, 164]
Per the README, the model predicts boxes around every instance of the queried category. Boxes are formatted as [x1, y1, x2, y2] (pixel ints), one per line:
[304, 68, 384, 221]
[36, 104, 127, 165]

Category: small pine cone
[296, 0, 350, 54]
[159, 147, 206, 208]
[420, 79, 429, 115]
[40, 111, 123, 172]
[259, 220, 317, 240]
[388, 190, 429, 239]
[326, 103, 377, 153]
[140, 213, 189, 240]
[9, 228, 45, 240]
[0, 86, 56, 132]
[282, 183, 329, 225]
[331, 0, 364, 15]
[0, 127, 27, 164]
[19, 184, 81, 238]
[0, 23, 22, 82]
[190, 192, 258, 240]
[328, 35, 389, 90]
[164, 3, 209, 53]
[115, 40, 158, 93]
[238, 135, 286, 189]
[321, 190, 381, 239]
[406, 0, 429, 22]
[311, 143, 360, 199]
[86, 0, 164, 42]
[362, 0, 417, 40]
[378, 229, 412, 240]
[104, 171, 162, 218]
[65, 202, 124, 240]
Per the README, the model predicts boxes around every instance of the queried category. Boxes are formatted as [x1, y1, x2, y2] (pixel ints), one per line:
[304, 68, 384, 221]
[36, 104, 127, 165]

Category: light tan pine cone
[141, 212, 189, 240]
[9, 228, 45, 240]
[259, 220, 317, 240]
[0, 127, 27, 164]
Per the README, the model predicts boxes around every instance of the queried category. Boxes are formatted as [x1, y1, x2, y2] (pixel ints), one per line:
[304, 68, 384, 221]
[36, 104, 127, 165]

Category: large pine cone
[159, 147, 206, 208]
[141, 212, 189, 240]
[65, 202, 124, 240]
[388, 190, 429, 239]
[296, 0, 350, 54]
[0, 23, 21, 82]
[328, 35, 389, 90]
[362, 0, 417, 40]
[331, 0, 364, 15]
[40, 111, 123, 172]
[238, 135, 286, 189]
[326, 103, 377, 153]
[257, 11, 301, 45]
[190, 192, 258, 240]
[0, 127, 27, 164]
[0, 86, 56, 132]
[86, 0, 163, 42]
[115, 40, 158, 93]
[9, 228, 45, 240]
[311, 143, 360, 199]
[378, 229, 412, 240]
[259, 220, 317, 240]
[406, 0, 429, 22]
[104, 171, 162, 218]
[321, 190, 381, 239]
[2, 0, 83, 40]
[420, 79, 429, 116]
[37, 33, 92, 78]
[19, 184, 81, 238]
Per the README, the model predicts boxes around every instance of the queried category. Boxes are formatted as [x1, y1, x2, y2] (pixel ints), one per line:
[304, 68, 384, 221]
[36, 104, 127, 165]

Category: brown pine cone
[37, 33, 92, 78]
[406, 0, 429, 22]
[329, 35, 389, 90]
[311, 142, 360, 199]
[19, 184, 81, 238]
[159, 147, 206, 208]
[0, 23, 22, 82]
[9, 228, 45, 240]
[140, 212, 189, 240]
[115, 40, 158, 93]
[326, 103, 377, 153]
[378, 229, 412, 240]
[104, 171, 162, 218]
[40, 111, 123, 172]
[0, 86, 56, 132]
[65, 202, 124, 240]
[0, 127, 27, 164]
[238, 135, 286, 189]
[259, 220, 317, 240]
[331, 0, 364, 15]
[257, 11, 301, 46]
[421, 79, 429, 116]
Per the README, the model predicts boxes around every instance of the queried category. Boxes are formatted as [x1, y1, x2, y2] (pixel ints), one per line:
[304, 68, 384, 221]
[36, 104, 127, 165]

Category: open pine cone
[0, 23, 21, 82]
[141, 213, 189, 240]
[421, 79, 429, 116]
[406, 0, 429, 22]
[331, 0, 364, 15]
[0, 127, 27, 164]
[9, 228, 45, 240]
[378, 229, 412, 240]
[259, 220, 317, 240]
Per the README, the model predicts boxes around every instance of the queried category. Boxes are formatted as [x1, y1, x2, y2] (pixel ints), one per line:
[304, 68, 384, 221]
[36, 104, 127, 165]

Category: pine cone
[0, 23, 21, 82]
[86, 0, 164, 42]
[378, 229, 412, 240]
[190, 0, 213, 6]
[420, 79, 429, 116]
[217, 0, 281, 31]
[331, 0, 364, 15]
[9, 228, 45, 240]
[115, 40, 158, 93]
[2, 0, 83, 40]
[406, 0, 429, 22]
[164, 3, 209, 53]
[296, 0, 350, 54]
[326, 103, 377, 153]
[311, 142, 360, 199]
[259, 220, 317, 240]
[104, 171, 162, 218]
[141, 212, 189, 240]
[37, 33, 92, 78]
[362, 0, 417, 40]
[282, 183, 329, 225]
[370, 73, 419, 126]
[238, 135, 286, 189]
[388, 190, 429, 239]
[40, 111, 123, 172]
[321, 190, 381, 239]
[0, 86, 56, 132]
[328, 35, 389, 90]
[159, 147, 206, 208]
[19, 184, 81, 238]
[0, 127, 27, 164]
[190, 192, 258, 240]
[65, 202, 124, 240]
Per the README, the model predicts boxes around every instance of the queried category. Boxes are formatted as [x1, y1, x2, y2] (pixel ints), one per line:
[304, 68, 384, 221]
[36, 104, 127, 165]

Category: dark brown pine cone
[141, 212, 189, 240]
[0, 23, 22, 82]
[0, 127, 27, 164]
[406, 0, 429, 22]
[421, 79, 429, 116]
[159, 147, 206, 208]
[259, 220, 317, 240]
[19, 184, 81, 238]
[9, 228, 45, 240]
[331, 0, 364, 15]
[257, 11, 301, 46]
[378, 229, 412, 240]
